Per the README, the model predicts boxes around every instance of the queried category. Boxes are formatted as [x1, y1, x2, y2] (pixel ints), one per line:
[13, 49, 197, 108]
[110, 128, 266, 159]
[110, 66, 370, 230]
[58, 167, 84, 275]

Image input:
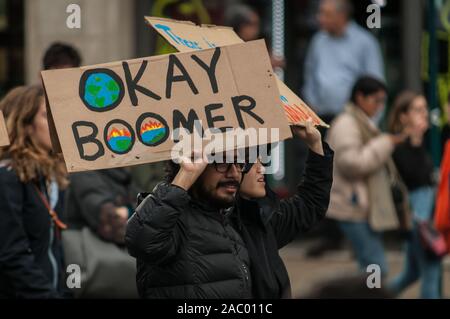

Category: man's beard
[193, 180, 239, 209]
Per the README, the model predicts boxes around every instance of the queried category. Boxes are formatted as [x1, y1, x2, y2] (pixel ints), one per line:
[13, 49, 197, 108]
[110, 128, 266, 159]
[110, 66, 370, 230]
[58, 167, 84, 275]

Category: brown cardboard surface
[0, 111, 9, 147]
[42, 40, 291, 172]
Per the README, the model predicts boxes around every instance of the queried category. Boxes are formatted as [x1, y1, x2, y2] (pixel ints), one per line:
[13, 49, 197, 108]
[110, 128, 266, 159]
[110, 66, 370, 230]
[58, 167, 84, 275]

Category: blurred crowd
[0, 0, 449, 299]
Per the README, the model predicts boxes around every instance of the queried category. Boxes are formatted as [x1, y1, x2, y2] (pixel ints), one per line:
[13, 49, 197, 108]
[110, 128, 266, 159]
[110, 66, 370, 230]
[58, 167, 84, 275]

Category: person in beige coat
[327, 76, 406, 275]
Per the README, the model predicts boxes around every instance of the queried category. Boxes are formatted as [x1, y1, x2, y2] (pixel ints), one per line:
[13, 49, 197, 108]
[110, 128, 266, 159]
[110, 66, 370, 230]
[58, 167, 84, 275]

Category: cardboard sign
[145, 16, 327, 127]
[41, 40, 292, 172]
[0, 111, 9, 147]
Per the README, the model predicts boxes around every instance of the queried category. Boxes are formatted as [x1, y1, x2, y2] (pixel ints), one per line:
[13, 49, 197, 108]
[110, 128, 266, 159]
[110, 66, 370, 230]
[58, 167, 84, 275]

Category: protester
[63, 168, 139, 298]
[125, 122, 333, 299]
[0, 85, 69, 298]
[42, 42, 81, 70]
[225, 4, 260, 42]
[235, 120, 333, 298]
[225, 4, 284, 69]
[326, 76, 406, 276]
[387, 91, 442, 299]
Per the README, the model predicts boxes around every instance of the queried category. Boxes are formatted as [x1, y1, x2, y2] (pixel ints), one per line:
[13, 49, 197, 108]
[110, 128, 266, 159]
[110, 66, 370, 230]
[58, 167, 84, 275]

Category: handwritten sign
[0, 111, 9, 147]
[145, 16, 328, 127]
[41, 40, 292, 172]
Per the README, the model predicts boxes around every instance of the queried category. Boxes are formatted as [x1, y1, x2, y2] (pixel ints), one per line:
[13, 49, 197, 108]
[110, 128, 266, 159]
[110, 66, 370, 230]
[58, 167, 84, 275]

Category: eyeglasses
[213, 162, 251, 173]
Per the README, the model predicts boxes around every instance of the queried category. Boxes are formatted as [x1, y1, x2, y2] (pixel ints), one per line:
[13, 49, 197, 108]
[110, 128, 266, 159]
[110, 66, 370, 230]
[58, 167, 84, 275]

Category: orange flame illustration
[108, 127, 131, 140]
[141, 120, 164, 134]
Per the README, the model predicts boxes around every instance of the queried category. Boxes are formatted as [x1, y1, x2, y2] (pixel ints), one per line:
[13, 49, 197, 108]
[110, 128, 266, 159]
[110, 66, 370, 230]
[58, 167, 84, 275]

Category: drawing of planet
[81, 70, 123, 111]
[139, 119, 168, 146]
[106, 125, 133, 153]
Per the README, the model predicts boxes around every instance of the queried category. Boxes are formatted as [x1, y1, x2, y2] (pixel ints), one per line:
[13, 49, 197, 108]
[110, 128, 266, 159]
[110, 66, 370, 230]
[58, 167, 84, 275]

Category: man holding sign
[125, 119, 333, 299]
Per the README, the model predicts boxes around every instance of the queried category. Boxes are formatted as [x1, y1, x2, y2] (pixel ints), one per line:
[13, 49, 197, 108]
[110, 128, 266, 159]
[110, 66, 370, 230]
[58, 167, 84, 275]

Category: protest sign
[42, 40, 291, 172]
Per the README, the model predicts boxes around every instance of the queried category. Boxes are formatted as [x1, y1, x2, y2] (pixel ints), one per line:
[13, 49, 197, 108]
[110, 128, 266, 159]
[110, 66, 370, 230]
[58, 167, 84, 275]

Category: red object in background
[435, 140, 450, 254]
[419, 221, 448, 258]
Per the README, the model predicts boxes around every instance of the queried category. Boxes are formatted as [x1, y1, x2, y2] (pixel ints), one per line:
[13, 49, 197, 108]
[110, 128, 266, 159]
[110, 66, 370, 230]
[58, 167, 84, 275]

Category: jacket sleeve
[269, 142, 334, 249]
[328, 115, 394, 180]
[125, 183, 189, 265]
[0, 169, 59, 298]
[69, 172, 114, 230]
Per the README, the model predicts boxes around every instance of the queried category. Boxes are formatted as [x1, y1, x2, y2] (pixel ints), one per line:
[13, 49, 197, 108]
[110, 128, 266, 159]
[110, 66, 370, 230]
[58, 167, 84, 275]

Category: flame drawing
[140, 120, 164, 134]
[108, 127, 131, 140]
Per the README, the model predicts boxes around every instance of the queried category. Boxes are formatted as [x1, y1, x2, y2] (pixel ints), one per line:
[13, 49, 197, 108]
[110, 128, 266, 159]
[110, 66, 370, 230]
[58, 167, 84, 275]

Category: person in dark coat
[64, 167, 139, 298]
[235, 120, 333, 298]
[125, 121, 333, 299]
[65, 168, 138, 245]
[0, 86, 69, 298]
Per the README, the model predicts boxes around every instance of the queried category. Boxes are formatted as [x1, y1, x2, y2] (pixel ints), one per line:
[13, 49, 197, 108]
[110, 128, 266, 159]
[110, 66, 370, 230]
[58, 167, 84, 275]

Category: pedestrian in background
[387, 91, 442, 299]
[63, 168, 139, 298]
[326, 76, 406, 276]
[0, 85, 69, 298]
[303, 0, 384, 123]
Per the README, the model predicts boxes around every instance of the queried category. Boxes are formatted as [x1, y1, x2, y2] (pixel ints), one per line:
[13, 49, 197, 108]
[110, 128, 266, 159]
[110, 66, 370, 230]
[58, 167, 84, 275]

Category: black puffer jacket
[234, 143, 334, 298]
[126, 184, 252, 299]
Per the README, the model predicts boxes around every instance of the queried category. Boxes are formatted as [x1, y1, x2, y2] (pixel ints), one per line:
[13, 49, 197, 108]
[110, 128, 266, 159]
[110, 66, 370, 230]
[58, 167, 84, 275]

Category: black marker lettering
[123, 61, 161, 106]
[72, 121, 105, 161]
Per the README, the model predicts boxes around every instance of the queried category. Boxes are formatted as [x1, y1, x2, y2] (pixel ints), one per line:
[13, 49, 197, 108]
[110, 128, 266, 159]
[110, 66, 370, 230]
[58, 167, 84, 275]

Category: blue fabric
[388, 186, 442, 299]
[409, 186, 435, 221]
[49, 179, 59, 210]
[302, 21, 384, 116]
[339, 221, 388, 275]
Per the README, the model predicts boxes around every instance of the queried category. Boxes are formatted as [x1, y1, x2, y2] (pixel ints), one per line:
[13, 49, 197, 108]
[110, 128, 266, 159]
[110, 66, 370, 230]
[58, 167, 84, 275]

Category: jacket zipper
[242, 263, 249, 287]
[219, 212, 250, 296]
[47, 220, 58, 290]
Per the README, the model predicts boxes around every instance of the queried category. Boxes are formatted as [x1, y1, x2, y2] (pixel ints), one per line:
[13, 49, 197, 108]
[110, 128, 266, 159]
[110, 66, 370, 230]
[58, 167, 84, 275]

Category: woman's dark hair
[350, 76, 387, 105]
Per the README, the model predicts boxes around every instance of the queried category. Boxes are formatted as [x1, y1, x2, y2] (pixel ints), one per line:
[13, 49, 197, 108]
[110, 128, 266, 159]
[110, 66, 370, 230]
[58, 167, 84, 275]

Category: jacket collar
[189, 195, 235, 224]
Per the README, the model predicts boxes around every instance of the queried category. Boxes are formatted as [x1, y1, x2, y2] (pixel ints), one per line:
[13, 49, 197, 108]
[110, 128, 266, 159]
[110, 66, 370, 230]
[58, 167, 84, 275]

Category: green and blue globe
[83, 72, 121, 110]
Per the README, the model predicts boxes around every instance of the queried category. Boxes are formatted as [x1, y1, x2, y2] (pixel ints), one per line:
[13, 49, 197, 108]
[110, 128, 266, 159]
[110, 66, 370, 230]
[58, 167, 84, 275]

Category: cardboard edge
[144, 16, 235, 31]
[0, 110, 10, 147]
[41, 74, 63, 154]
[144, 16, 196, 26]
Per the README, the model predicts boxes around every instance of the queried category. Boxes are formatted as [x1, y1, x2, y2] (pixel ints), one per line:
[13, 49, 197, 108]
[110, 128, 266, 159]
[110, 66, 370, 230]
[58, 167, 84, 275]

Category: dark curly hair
[43, 42, 82, 70]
